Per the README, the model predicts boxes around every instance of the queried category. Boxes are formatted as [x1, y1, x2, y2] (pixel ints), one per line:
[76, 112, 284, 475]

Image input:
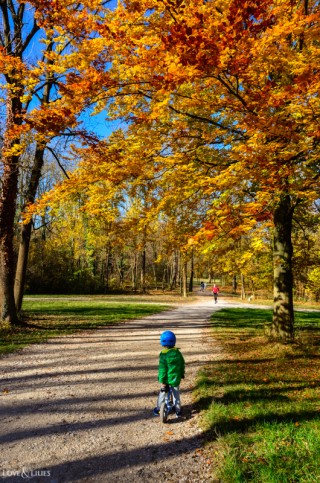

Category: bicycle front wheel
[160, 402, 168, 423]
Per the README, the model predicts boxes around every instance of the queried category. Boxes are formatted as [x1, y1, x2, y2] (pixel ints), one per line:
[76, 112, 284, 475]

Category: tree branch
[46, 146, 70, 179]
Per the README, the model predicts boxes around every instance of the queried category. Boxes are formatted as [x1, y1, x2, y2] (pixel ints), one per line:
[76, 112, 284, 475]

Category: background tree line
[23, 162, 320, 302]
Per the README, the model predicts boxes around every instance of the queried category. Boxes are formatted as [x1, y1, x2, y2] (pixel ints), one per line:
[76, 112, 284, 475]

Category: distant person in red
[212, 284, 219, 303]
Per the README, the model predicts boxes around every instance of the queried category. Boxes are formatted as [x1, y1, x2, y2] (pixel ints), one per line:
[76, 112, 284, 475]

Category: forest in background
[23, 160, 320, 301]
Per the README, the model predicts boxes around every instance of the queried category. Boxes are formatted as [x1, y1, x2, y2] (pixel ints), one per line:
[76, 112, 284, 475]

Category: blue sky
[81, 109, 126, 139]
[0, 0, 123, 141]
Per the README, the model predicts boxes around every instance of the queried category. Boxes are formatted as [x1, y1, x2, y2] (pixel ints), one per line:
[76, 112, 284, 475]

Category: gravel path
[0, 296, 247, 483]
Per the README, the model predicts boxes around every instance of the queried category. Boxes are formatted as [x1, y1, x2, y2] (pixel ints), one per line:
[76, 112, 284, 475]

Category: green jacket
[158, 347, 185, 386]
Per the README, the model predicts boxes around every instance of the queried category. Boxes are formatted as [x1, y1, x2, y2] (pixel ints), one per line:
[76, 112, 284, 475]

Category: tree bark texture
[232, 274, 237, 293]
[271, 194, 294, 341]
[0, 98, 22, 325]
[169, 251, 178, 290]
[182, 261, 187, 298]
[240, 273, 245, 300]
[141, 248, 146, 293]
[132, 252, 137, 292]
[188, 250, 194, 293]
[14, 147, 45, 312]
[0, 2, 41, 323]
[105, 247, 112, 292]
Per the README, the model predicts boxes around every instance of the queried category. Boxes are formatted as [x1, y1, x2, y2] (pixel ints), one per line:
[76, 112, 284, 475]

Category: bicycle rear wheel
[160, 402, 168, 423]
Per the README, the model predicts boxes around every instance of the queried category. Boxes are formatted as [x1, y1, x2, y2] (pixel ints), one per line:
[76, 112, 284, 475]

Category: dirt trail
[0, 295, 241, 483]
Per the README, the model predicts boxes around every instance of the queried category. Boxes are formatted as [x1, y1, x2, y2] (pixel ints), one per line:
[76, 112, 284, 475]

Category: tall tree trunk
[240, 273, 246, 300]
[152, 246, 158, 290]
[119, 256, 125, 287]
[14, 33, 54, 311]
[189, 250, 194, 293]
[270, 194, 294, 341]
[169, 251, 178, 290]
[182, 260, 187, 298]
[141, 248, 146, 293]
[232, 274, 237, 293]
[14, 222, 32, 313]
[105, 247, 111, 292]
[140, 224, 147, 293]
[162, 267, 167, 291]
[0, 158, 20, 324]
[132, 252, 137, 292]
[250, 279, 255, 299]
[0, 98, 22, 325]
[152, 261, 158, 290]
[14, 147, 45, 312]
[209, 267, 213, 284]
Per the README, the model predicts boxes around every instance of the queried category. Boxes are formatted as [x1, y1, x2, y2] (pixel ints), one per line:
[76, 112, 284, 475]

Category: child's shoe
[153, 407, 160, 416]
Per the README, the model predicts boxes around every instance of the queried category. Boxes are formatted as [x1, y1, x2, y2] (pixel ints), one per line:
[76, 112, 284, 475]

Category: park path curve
[0, 296, 250, 483]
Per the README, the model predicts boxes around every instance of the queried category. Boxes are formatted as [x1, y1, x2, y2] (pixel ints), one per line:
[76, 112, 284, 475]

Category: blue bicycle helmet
[160, 330, 176, 347]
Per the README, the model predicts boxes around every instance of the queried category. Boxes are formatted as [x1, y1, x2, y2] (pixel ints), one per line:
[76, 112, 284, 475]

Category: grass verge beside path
[0, 296, 173, 356]
[195, 308, 320, 483]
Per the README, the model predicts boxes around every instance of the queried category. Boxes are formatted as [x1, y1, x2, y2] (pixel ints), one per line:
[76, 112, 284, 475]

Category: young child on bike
[153, 330, 185, 418]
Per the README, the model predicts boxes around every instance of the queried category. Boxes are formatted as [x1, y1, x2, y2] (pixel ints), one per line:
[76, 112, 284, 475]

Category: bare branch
[46, 146, 70, 179]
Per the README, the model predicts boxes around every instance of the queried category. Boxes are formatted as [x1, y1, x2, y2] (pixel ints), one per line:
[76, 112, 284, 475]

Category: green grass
[195, 308, 320, 483]
[0, 297, 172, 355]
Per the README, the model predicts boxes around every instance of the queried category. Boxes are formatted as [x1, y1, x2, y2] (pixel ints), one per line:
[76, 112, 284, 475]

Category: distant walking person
[212, 284, 220, 303]
[200, 282, 205, 292]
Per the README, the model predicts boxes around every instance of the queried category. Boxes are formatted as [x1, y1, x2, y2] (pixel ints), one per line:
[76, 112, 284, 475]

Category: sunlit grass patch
[195, 308, 320, 482]
[218, 421, 320, 483]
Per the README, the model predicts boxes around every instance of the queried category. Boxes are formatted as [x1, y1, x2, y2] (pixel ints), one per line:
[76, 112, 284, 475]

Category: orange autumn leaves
[23, 0, 320, 250]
